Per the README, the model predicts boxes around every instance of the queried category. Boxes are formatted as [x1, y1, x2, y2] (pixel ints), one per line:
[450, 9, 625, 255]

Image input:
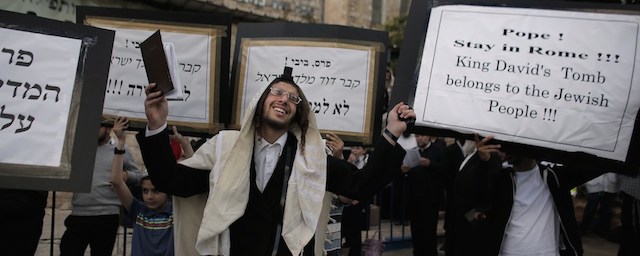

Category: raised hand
[474, 134, 501, 161]
[169, 125, 195, 159]
[385, 102, 416, 141]
[144, 83, 168, 130]
[169, 125, 186, 142]
[325, 133, 345, 159]
[112, 116, 129, 141]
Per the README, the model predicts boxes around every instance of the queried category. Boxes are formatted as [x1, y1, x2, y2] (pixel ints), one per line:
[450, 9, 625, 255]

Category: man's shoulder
[218, 130, 241, 138]
[215, 130, 241, 146]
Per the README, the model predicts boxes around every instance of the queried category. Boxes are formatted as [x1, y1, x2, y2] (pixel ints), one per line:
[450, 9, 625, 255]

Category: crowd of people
[0, 65, 638, 256]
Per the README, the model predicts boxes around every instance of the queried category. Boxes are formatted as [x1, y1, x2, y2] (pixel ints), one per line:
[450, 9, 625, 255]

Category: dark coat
[445, 153, 500, 256]
[481, 161, 606, 256]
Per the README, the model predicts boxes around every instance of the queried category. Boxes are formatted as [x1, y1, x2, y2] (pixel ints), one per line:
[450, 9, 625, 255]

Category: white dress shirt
[147, 123, 288, 192]
[253, 133, 288, 192]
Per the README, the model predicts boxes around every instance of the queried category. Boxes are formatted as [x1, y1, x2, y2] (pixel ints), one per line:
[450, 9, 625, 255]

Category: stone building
[0, 0, 411, 29]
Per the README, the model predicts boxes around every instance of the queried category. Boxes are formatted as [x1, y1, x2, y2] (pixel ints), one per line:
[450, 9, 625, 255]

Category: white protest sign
[0, 27, 81, 167]
[239, 42, 374, 134]
[414, 5, 640, 162]
[86, 20, 213, 126]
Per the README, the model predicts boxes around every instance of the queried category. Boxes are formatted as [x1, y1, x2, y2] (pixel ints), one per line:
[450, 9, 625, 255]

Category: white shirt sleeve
[145, 123, 168, 137]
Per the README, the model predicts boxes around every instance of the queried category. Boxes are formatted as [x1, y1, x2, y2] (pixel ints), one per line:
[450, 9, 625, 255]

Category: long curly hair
[253, 78, 310, 153]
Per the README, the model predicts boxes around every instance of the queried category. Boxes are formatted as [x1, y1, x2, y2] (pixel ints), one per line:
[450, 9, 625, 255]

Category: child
[111, 116, 174, 256]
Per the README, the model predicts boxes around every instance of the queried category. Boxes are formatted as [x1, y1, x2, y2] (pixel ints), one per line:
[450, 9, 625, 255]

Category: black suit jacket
[136, 129, 406, 202]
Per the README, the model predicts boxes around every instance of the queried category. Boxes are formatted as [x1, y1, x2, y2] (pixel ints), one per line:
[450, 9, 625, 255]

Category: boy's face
[98, 127, 110, 144]
[141, 179, 168, 211]
[262, 81, 298, 130]
[351, 146, 366, 156]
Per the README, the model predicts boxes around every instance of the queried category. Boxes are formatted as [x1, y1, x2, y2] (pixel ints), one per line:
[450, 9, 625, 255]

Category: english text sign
[414, 5, 640, 162]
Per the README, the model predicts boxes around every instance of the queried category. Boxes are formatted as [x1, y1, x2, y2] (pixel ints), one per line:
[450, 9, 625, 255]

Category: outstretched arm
[136, 130, 210, 197]
[110, 116, 134, 211]
[138, 84, 210, 197]
[326, 102, 414, 200]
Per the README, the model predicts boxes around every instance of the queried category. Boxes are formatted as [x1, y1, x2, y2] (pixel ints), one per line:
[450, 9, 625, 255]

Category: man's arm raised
[383, 102, 415, 145]
[144, 83, 169, 131]
[137, 83, 209, 197]
[326, 102, 415, 200]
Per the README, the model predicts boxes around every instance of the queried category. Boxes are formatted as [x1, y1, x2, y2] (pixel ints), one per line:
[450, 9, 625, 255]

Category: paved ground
[35, 192, 620, 255]
[339, 221, 619, 256]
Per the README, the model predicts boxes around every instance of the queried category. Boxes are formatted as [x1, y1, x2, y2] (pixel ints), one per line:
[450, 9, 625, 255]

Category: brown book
[140, 30, 174, 95]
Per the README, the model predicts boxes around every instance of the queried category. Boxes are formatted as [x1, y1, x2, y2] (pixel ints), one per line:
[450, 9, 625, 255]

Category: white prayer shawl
[172, 194, 207, 256]
[175, 86, 330, 256]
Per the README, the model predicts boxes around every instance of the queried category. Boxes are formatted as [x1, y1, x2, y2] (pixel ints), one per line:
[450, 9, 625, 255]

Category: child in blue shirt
[111, 116, 174, 256]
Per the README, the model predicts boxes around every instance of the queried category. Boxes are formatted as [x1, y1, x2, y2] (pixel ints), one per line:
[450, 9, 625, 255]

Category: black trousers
[60, 214, 119, 256]
[0, 210, 45, 256]
[409, 196, 440, 256]
[342, 203, 365, 256]
[618, 192, 640, 256]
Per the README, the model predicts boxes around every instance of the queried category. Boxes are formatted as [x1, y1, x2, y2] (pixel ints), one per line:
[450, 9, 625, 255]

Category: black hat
[279, 66, 295, 83]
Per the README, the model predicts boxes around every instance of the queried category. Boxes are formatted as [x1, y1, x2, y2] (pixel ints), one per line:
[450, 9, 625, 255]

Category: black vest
[229, 133, 315, 256]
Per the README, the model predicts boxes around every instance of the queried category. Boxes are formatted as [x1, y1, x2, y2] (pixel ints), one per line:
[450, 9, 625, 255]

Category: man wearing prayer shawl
[137, 67, 415, 256]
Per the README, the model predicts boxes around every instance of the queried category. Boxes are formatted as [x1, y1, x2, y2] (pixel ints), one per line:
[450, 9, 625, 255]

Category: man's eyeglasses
[269, 87, 302, 104]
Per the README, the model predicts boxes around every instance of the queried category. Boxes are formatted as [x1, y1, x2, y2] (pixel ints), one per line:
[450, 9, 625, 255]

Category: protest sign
[394, 1, 640, 167]
[231, 23, 388, 145]
[77, 7, 231, 135]
[414, 5, 640, 162]
[0, 10, 114, 192]
[0, 28, 80, 167]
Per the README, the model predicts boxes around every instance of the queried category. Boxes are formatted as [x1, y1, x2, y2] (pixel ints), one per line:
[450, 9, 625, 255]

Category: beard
[263, 115, 289, 130]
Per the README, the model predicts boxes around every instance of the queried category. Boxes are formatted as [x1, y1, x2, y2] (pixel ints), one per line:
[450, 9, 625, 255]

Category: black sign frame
[393, 0, 640, 171]
[229, 22, 389, 146]
[0, 10, 115, 192]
